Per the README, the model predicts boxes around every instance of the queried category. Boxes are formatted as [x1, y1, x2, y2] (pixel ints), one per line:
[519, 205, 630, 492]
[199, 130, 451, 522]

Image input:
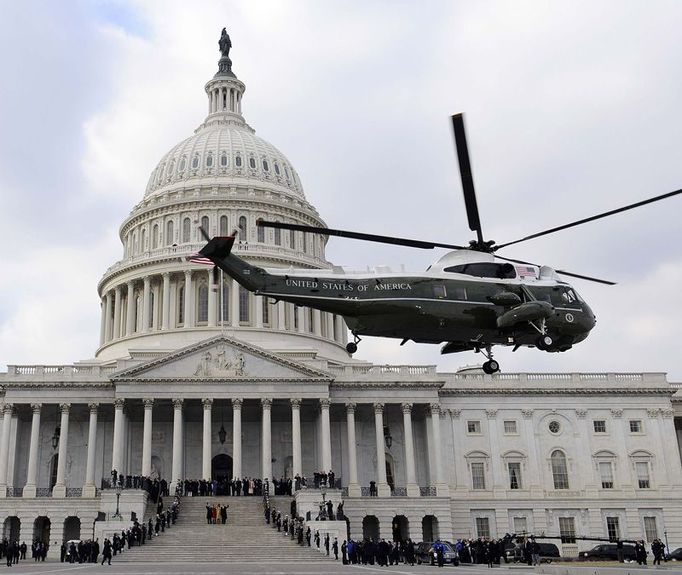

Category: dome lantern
[204, 28, 246, 126]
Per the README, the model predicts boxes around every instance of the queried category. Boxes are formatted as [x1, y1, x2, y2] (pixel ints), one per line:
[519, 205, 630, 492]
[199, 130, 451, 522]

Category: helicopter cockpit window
[444, 262, 516, 279]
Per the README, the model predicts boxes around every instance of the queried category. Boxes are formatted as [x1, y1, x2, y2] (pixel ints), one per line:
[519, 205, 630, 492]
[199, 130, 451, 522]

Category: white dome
[145, 121, 305, 199]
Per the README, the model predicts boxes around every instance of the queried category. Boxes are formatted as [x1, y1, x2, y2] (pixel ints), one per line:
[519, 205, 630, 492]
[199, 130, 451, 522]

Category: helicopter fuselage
[201, 236, 596, 354]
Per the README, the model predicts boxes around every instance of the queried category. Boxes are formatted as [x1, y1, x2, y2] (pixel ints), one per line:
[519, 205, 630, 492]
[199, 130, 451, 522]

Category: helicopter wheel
[346, 342, 358, 354]
[482, 360, 500, 374]
[536, 334, 554, 351]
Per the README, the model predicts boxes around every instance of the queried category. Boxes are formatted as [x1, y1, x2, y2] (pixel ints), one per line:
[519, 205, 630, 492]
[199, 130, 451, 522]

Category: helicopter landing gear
[536, 334, 554, 351]
[346, 333, 361, 355]
[477, 344, 500, 374]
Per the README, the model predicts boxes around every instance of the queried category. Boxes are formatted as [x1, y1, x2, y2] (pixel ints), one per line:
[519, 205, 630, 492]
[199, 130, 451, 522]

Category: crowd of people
[205, 503, 229, 524]
[0, 540, 34, 566]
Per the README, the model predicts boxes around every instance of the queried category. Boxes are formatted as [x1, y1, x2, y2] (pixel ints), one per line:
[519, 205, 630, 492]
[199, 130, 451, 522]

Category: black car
[505, 542, 561, 563]
[415, 541, 459, 565]
[578, 543, 637, 561]
[666, 547, 682, 561]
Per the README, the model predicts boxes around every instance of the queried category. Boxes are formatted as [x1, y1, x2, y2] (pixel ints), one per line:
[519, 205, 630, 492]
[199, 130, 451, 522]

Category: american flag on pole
[186, 252, 214, 266]
[515, 265, 537, 278]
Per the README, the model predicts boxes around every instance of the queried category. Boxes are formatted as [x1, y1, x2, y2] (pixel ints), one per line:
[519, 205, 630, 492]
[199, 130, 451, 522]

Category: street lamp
[113, 485, 122, 520]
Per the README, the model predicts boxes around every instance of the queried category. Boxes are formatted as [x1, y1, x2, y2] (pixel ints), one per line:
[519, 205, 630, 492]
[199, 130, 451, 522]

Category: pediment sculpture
[194, 347, 246, 377]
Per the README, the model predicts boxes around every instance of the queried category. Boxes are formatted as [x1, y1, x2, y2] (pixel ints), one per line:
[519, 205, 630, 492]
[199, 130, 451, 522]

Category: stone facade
[1, 31, 682, 560]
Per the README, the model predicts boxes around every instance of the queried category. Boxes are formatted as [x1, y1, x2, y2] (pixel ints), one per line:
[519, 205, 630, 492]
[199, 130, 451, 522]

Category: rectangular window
[475, 517, 490, 538]
[636, 462, 651, 488]
[559, 517, 576, 544]
[644, 517, 658, 542]
[452, 286, 467, 300]
[606, 517, 620, 541]
[513, 517, 528, 535]
[471, 462, 486, 490]
[432, 285, 447, 299]
[239, 286, 250, 322]
[262, 299, 270, 325]
[599, 462, 614, 489]
[503, 420, 518, 434]
[508, 462, 522, 490]
[593, 420, 607, 433]
[467, 420, 481, 434]
[629, 420, 642, 433]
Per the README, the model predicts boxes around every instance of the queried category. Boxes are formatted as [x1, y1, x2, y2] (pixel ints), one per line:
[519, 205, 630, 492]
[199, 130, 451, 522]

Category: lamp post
[113, 485, 122, 520]
[665, 530, 670, 557]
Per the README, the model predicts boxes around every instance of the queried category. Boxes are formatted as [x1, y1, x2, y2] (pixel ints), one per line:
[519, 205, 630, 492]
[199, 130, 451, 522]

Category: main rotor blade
[495, 188, 682, 250]
[258, 220, 468, 250]
[494, 254, 616, 285]
[452, 114, 484, 246]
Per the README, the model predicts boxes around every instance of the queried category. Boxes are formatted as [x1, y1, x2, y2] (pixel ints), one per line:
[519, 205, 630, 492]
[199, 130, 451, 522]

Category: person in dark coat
[101, 539, 112, 565]
[341, 540, 348, 564]
[332, 538, 339, 560]
[324, 533, 330, 556]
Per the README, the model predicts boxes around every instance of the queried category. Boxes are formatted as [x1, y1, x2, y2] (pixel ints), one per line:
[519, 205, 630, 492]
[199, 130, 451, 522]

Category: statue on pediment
[193, 347, 247, 377]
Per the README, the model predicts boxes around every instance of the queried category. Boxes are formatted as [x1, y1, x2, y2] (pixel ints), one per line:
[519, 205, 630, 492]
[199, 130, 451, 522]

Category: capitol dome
[95, 35, 349, 362]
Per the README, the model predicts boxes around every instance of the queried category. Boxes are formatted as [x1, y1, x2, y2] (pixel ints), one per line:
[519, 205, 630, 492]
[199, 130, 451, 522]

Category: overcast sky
[1, 0, 681, 380]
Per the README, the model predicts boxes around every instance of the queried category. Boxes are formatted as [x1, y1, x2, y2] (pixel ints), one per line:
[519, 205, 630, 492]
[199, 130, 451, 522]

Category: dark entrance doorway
[211, 454, 233, 495]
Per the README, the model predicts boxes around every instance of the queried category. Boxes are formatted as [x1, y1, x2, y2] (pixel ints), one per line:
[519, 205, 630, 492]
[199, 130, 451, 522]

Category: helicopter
[198, 114, 681, 374]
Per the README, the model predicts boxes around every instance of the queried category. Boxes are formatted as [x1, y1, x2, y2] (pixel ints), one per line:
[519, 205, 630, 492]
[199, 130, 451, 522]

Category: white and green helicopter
[199, 114, 681, 374]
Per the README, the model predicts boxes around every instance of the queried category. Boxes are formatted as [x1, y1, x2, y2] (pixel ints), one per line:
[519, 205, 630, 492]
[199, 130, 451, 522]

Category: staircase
[115, 496, 330, 563]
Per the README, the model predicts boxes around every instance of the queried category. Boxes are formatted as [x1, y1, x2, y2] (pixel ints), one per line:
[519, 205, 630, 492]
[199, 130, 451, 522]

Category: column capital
[401, 402, 413, 414]
[232, 398, 243, 409]
[646, 408, 660, 419]
[521, 409, 534, 419]
[143, 398, 154, 409]
[319, 398, 331, 409]
[59, 403, 71, 414]
[162, 271, 170, 279]
[449, 409, 461, 419]
[429, 403, 440, 416]
[143, 276, 151, 286]
[261, 398, 272, 409]
[113, 398, 125, 409]
[202, 398, 213, 409]
[345, 402, 357, 413]
[184, 269, 192, 278]
[30, 403, 42, 414]
[172, 398, 184, 410]
[88, 403, 99, 413]
[661, 408, 674, 419]
[373, 402, 384, 414]
[290, 398, 302, 409]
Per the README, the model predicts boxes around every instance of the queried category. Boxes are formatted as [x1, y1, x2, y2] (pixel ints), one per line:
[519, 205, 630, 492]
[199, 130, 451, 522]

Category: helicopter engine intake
[496, 300, 554, 329]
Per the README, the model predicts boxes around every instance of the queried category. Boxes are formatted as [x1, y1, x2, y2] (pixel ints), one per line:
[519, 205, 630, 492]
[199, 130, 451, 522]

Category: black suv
[505, 542, 561, 563]
[578, 543, 637, 561]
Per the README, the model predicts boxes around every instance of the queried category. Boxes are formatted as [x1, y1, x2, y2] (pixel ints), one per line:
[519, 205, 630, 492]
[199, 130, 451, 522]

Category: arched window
[284, 166, 290, 180]
[239, 286, 250, 323]
[178, 286, 185, 325]
[149, 291, 155, 329]
[179, 157, 187, 172]
[220, 153, 228, 167]
[257, 218, 265, 243]
[308, 308, 314, 333]
[235, 155, 242, 167]
[152, 224, 159, 249]
[182, 218, 191, 243]
[132, 232, 138, 254]
[141, 229, 146, 252]
[262, 159, 269, 172]
[551, 450, 569, 489]
[219, 280, 229, 324]
[262, 299, 270, 325]
[201, 216, 209, 235]
[219, 215, 229, 236]
[274, 162, 280, 175]
[198, 284, 209, 323]
[274, 226, 281, 246]
[135, 295, 143, 332]
[249, 157, 256, 169]
[302, 233, 308, 253]
[238, 216, 247, 241]
[289, 229, 296, 251]
[206, 154, 213, 168]
[166, 220, 174, 246]
[191, 155, 200, 169]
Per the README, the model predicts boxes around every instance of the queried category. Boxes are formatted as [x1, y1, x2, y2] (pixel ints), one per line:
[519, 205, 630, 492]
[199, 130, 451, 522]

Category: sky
[0, 0, 681, 380]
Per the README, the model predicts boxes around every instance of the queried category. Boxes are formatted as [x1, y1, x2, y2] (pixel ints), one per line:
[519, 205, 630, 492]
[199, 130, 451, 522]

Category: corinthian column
[142, 276, 151, 332]
[346, 403, 361, 497]
[320, 399, 332, 474]
[402, 403, 419, 497]
[52, 403, 70, 497]
[23, 404, 41, 497]
[83, 403, 98, 497]
[261, 399, 272, 481]
[126, 280, 135, 335]
[113, 286, 122, 339]
[141, 399, 154, 478]
[0, 404, 12, 498]
[374, 403, 390, 496]
[202, 399, 213, 480]
[111, 399, 125, 475]
[183, 270, 193, 328]
[171, 399, 184, 492]
[232, 399, 243, 479]
[429, 403, 449, 496]
[162, 273, 171, 330]
[291, 399, 302, 478]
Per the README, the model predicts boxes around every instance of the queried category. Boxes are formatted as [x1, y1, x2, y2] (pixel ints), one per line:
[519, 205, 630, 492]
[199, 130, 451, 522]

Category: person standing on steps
[306, 527, 311, 546]
[315, 531, 320, 549]
[332, 538, 339, 560]
[101, 539, 112, 566]
[325, 533, 330, 556]
[206, 502, 212, 525]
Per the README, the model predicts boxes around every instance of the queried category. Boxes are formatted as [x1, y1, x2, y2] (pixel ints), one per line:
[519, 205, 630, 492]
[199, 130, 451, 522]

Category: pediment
[112, 335, 332, 382]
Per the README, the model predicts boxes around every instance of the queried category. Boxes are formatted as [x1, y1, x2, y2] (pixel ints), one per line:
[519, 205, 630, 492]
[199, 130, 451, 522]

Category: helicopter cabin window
[432, 285, 447, 299]
[444, 262, 516, 279]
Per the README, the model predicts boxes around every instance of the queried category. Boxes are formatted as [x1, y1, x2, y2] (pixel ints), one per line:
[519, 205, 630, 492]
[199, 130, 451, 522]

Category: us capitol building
[1, 31, 681, 558]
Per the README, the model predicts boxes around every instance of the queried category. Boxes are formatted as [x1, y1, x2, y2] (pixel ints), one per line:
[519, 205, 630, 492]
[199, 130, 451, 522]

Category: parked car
[415, 541, 459, 565]
[578, 543, 637, 561]
[666, 547, 682, 561]
[505, 541, 561, 563]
